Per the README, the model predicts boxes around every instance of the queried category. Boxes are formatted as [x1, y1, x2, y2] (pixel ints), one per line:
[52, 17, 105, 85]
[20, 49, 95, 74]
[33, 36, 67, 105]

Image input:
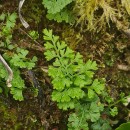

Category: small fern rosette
[44, 29, 104, 110]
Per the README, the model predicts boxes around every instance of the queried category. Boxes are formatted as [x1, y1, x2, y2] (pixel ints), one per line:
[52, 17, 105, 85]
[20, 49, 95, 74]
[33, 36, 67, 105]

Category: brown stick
[117, 64, 130, 71]
[0, 54, 13, 87]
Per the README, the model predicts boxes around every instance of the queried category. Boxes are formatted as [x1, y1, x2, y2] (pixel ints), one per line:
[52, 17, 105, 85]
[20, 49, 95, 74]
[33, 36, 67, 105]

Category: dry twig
[0, 54, 13, 87]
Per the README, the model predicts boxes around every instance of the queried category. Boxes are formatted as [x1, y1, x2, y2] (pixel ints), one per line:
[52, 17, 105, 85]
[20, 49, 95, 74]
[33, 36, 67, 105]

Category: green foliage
[10, 68, 25, 101]
[68, 98, 104, 130]
[10, 48, 37, 70]
[68, 113, 88, 130]
[116, 122, 130, 130]
[0, 12, 17, 49]
[0, 63, 24, 101]
[42, 0, 73, 14]
[91, 118, 112, 130]
[110, 107, 118, 117]
[0, 87, 3, 93]
[0, 48, 37, 101]
[44, 28, 105, 110]
[88, 79, 104, 99]
[0, 63, 8, 79]
[29, 30, 39, 40]
[42, 0, 75, 24]
[0, 11, 37, 101]
[103, 92, 130, 117]
[46, 8, 75, 24]
[43, 29, 113, 129]
[42, 0, 130, 31]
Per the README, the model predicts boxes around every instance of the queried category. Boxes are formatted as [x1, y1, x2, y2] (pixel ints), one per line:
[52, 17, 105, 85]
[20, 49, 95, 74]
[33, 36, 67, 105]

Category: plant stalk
[0, 54, 13, 87]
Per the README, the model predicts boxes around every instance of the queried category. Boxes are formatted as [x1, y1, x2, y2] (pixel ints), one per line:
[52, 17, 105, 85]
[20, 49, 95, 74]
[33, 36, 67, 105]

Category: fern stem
[77, 106, 85, 129]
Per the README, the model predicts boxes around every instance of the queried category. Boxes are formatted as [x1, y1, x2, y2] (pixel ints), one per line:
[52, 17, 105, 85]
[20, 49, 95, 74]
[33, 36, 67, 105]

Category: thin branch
[41, 67, 48, 73]
[117, 64, 130, 71]
[0, 54, 13, 87]
[19, 28, 42, 46]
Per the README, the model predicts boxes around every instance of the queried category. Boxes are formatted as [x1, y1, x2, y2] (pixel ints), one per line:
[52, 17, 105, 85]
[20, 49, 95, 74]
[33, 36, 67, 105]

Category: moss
[0, 100, 17, 129]
[61, 26, 83, 50]
[73, 0, 130, 32]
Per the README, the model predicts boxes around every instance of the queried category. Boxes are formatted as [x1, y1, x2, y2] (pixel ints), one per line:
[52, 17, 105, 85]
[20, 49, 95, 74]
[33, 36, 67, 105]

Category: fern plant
[68, 97, 104, 130]
[0, 12, 17, 49]
[42, 0, 75, 24]
[42, 0, 73, 14]
[43, 29, 104, 110]
[46, 8, 75, 24]
[0, 48, 37, 101]
[0, 12, 38, 101]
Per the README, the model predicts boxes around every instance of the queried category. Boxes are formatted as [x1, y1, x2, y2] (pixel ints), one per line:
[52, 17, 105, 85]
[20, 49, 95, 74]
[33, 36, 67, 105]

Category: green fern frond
[46, 8, 75, 24]
[44, 29, 105, 110]
[42, 0, 73, 14]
